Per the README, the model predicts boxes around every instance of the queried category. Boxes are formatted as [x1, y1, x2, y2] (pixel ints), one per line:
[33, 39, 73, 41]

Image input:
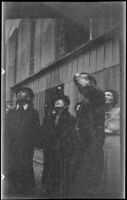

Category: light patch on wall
[5, 19, 21, 43]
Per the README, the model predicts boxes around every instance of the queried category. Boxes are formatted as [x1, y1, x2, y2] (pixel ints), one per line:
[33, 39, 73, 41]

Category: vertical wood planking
[50, 70, 53, 88]
[65, 63, 68, 82]
[8, 31, 17, 88]
[62, 64, 67, 82]
[94, 70, 105, 91]
[89, 48, 96, 73]
[48, 71, 52, 88]
[72, 58, 78, 76]
[111, 65, 120, 93]
[31, 79, 35, 94]
[83, 52, 90, 73]
[34, 19, 41, 73]
[36, 92, 38, 111]
[38, 76, 42, 92]
[64, 81, 70, 97]
[40, 19, 56, 70]
[52, 69, 56, 88]
[41, 90, 45, 124]
[25, 19, 30, 76]
[67, 61, 73, 81]
[54, 68, 58, 87]
[40, 19, 45, 70]
[104, 39, 113, 68]
[49, 71, 52, 88]
[39, 91, 42, 124]
[112, 37, 120, 66]
[96, 44, 105, 71]
[59, 65, 63, 84]
[103, 68, 112, 90]
[23, 20, 27, 78]
[77, 54, 84, 73]
[23, 20, 26, 78]
[16, 20, 31, 82]
[19, 21, 22, 82]
[40, 75, 46, 91]
[16, 21, 21, 83]
[6, 43, 9, 101]
[21, 20, 25, 81]
[50, 19, 56, 64]
[19, 21, 23, 82]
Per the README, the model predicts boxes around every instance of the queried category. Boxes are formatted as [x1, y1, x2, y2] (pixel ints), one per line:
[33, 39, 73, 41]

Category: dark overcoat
[70, 88, 105, 198]
[4, 104, 40, 193]
[41, 110, 78, 198]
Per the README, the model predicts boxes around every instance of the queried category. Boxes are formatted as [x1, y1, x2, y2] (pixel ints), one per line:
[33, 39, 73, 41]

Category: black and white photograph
[1, 2, 126, 199]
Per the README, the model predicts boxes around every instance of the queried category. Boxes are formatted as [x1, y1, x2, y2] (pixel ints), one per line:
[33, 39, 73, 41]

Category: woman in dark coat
[4, 87, 40, 197]
[41, 96, 78, 198]
[70, 72, 105, 198]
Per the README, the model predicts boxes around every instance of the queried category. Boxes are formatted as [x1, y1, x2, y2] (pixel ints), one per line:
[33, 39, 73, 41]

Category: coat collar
[16, 104, 29, 111]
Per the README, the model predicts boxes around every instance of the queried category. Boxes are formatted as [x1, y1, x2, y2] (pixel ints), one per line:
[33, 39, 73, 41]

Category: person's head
[54, 95, 70, 114]
[15, 87, 34, 104]
[73, 72, 96, 95]
[105, 89, 118, 107]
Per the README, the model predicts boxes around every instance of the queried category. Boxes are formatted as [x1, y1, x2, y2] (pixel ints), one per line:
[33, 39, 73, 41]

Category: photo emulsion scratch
[1, 2, 126, 199]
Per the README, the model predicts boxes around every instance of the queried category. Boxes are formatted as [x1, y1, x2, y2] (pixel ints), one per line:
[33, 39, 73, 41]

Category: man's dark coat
[41, 110, 78, 198]
[4, 104, 40, 192]
[70, 87, 105, 198]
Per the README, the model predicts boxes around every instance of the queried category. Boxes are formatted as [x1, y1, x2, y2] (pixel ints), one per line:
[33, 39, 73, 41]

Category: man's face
[55, 99, 65, 114]
[17, 90, 31, 102]
[105, 91, 114, 104]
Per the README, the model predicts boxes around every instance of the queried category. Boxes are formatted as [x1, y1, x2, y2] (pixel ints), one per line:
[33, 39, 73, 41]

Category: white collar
[16, 104, 29, 110]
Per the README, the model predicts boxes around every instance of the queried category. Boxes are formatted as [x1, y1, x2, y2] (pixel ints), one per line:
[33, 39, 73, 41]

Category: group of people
[3, 72, 120, 198]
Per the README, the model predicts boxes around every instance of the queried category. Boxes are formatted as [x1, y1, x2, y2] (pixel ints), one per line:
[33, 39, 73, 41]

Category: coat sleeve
[79, 103, 96, 145]
[32, 110, 41, 148]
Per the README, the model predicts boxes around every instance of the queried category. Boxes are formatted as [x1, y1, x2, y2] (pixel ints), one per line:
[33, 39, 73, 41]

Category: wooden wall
[16, 19, 56, 83]
[16, 19, 31, 83]
[34, 18, 56, 73]
[6, 20, 120, 123]
[6, 29, 18, 104]
[20, 34, 120, 123]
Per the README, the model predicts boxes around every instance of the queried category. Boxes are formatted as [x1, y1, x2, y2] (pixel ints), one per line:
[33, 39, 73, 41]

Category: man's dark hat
[15, 87, 34, 99]
[61, 95, 70, 106]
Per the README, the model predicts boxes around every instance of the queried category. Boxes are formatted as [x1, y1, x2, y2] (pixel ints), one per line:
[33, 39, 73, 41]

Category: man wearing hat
[70, 72, 105, 198]
[4, 87, 40, 197]
[41, 95, 78, 198]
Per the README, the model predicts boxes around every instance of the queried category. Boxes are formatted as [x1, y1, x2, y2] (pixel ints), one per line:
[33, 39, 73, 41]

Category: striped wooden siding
[6, 29, 17, 102]
[8, 25, 120, 123]
[16, 20, 31, 83]
[40, 19, 56, 70]
[16, 19, 56, 83]
[23, 35, 120, 121]
[34, 19, 42, 73]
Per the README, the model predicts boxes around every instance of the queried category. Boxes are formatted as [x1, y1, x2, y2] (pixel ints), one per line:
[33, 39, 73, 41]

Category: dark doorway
[44, 84, 64, 122]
